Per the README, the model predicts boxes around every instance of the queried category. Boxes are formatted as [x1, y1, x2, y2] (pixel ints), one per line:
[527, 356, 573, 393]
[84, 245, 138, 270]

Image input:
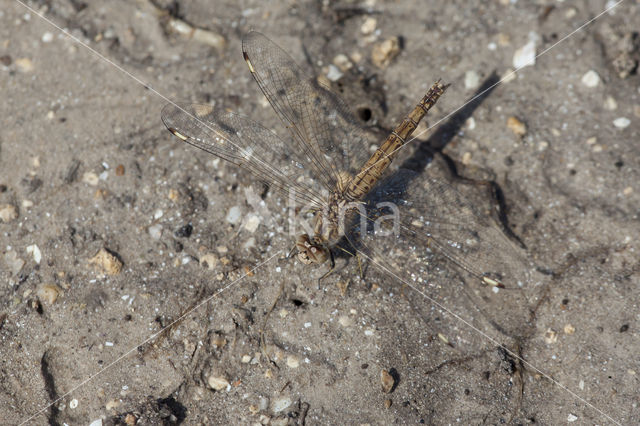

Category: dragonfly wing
[161, 103, 326, 209]
[242, 31, 373, 192]
[362, 169, 533, 287]
[346, 169, 537, 336]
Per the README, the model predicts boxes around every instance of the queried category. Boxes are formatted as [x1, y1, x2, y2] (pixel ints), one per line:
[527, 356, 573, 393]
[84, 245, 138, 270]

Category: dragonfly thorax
[296, 191, 350, 265]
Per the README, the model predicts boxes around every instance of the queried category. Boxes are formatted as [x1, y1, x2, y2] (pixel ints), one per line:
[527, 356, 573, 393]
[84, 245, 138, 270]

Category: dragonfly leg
[355, 251, 364, 279]
[317, 249, 336, 283]
[286, 242, 298, 259]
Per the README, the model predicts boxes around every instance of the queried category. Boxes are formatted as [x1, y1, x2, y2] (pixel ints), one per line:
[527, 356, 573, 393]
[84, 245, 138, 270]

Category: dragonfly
[161, 32, 532, 329]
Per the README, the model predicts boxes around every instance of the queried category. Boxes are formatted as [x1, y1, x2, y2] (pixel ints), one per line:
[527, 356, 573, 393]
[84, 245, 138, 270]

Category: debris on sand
[89, 248, 123, 275]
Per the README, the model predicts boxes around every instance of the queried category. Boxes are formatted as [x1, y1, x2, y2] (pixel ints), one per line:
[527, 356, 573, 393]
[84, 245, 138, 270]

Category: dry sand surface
[1, 0, 639, 424]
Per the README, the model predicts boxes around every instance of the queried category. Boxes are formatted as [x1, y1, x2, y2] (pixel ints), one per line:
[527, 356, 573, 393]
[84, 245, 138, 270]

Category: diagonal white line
[20, 251, 282, 425]
[360, 251, 622, 425]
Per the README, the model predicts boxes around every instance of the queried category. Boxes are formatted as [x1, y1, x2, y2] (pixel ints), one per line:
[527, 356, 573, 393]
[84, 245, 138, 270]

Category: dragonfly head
[295, 234, 329, 265]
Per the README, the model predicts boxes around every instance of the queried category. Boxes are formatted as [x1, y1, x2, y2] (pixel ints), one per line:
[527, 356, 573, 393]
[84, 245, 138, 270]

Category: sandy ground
[1, 0, 639, 424]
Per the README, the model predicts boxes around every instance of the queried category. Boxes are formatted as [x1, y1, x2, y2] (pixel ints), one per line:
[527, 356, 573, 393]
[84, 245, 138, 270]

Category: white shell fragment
[613, 117, 630, 128]
[581, 70, 601, 88]
[226, 206, 242, 224]
[0, 204, 18, 222]
[464, 70, 480, 89]
[512, 41, 536, 69]
[26, 244, 41, 264]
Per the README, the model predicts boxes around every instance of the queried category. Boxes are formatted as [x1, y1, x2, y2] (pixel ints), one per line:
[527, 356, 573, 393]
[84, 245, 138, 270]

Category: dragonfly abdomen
[344, 81, 448, 201]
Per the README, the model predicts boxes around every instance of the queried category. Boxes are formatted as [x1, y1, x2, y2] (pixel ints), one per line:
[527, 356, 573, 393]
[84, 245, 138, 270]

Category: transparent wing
[242, 31, 373, 192]
[161, 103, 327, 209]
[346, 169, 537, 336]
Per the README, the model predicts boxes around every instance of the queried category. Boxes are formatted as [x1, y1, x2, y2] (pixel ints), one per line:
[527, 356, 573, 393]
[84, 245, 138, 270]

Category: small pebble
[349, 51, 363, 64]
[168, 188, 179, 201]
[226, 206, 242, 224]
[326, 64, 343, 82]
[381, 369, 395, 393]
[333, 54, 352, 71]
[243, 214, 261, 233]
[115, 164, 125, 176]
[563, 324, 575, 335]
[4, 250, 25, 275]
[567, 413, 578, 422]
[360, 17, 377, 35]
[613, 117, 630, 128]
[207, 373, 230, 391]
[372, 37, 400, 68]
[42, 32, 53, 43]
[623, 186, 633, 195]
[22, 199, 33, 208]
[437, 333, 452, 346]
[286, 356, 299, 369]
[612, 52, 636, 79]
[82, 172, 99, 186]
[148, 224, 163, 240]
[15, 57, 34, 72]
[0, 204, 18, 222]
[603, 96, 618, 110]
[105, 399, 119, 410]
[241, 354, 252, 363]
[384, 399, 392, 409]
[26, 244, 41, 264]
[544, 328, 558, 344]
[464, 70, 480, 89]
[466, 117, 476, 130]
[153, 209, 163, 219]
[272, 397, 292, 413]
[338, 315, 352, 327]
[579, 380, 584, 390]
[199, 253, 218, 270]
[89, 420, 102, 426]
[37, 284, 62, 304]
[581, 70, 600, 88]
[507, 116, 527, 137]
[512, 41, 536, 69]
[88, 248, 123, 275]
[69, 398, 78, 409]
